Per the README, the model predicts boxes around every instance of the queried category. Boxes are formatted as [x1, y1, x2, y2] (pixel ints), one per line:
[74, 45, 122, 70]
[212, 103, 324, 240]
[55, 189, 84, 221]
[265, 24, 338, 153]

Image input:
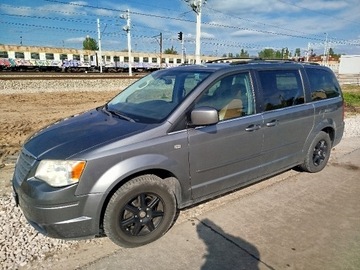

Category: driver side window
[195, 72, 255, 121]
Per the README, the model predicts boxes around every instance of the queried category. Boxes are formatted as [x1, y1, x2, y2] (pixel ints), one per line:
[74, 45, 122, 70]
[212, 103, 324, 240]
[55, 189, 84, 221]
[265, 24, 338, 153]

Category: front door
[188, 72, 264, 200]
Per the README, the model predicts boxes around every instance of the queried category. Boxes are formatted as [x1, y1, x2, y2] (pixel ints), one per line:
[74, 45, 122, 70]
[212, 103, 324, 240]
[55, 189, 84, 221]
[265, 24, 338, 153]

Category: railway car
[0, 44, 218, 73]
[0, 45, 93, 72]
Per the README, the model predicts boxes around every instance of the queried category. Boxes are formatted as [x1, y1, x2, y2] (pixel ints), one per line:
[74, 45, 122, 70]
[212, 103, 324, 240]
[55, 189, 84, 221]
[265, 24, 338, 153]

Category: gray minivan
[12, 60, 344, 247]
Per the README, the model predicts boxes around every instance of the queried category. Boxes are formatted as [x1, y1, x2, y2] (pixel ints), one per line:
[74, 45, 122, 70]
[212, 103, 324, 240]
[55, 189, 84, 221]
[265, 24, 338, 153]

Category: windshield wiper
[103, 105, 135, 122]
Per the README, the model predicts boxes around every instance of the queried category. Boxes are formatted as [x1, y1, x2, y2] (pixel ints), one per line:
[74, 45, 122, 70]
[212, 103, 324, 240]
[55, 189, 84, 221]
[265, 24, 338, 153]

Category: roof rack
[206, 57, 261, 64]
[206, 57, 320, 66]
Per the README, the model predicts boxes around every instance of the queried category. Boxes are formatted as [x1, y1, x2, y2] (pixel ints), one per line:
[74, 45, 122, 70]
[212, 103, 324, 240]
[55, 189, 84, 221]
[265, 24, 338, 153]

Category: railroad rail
[0, 72, 145, 80]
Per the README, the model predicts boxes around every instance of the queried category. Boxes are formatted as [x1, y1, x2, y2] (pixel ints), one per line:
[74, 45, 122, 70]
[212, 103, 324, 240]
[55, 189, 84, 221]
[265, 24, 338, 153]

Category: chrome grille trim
[14, 148, 37, 185]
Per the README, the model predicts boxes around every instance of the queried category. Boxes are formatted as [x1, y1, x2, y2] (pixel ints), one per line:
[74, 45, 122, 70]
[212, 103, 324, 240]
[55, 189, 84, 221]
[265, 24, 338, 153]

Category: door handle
[245, 124, 261, 132]
[266, 120, 278, 127]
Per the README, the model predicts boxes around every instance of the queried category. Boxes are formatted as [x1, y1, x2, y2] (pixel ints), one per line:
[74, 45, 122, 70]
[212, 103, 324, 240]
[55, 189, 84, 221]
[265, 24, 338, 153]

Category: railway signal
[177, 32, 183, 41]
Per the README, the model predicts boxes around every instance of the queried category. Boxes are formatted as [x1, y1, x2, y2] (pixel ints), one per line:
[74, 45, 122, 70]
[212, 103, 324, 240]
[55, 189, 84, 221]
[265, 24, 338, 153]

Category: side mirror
[191, 107, 219, 126]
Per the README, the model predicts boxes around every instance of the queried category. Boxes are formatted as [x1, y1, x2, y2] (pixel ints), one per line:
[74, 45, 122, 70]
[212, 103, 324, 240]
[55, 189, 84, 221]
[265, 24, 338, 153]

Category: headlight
[35, 160, 86, 187]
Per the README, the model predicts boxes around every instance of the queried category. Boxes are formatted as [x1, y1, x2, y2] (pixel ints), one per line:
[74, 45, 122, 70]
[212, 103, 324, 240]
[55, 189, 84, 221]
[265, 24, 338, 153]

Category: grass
[342, 84, 360, 112]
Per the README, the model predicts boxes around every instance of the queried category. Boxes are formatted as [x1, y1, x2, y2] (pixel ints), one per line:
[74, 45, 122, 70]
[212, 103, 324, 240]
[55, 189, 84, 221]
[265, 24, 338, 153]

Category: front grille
[14, 148, 37, 185]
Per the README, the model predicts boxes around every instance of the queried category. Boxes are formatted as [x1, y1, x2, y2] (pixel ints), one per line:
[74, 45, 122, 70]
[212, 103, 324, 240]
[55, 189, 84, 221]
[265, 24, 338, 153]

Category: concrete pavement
[81, 138, 360, 270]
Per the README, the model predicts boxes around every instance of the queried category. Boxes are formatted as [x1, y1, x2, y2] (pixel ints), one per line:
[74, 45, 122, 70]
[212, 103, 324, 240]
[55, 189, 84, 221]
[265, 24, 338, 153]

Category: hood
[25, 107, 149, 160]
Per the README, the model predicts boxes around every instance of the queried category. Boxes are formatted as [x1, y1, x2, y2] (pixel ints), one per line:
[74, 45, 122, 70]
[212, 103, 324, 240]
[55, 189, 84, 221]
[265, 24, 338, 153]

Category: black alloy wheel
[301, 131, 331, 173]
[120, 192, 165, 236]
[104, 175, 177, 248]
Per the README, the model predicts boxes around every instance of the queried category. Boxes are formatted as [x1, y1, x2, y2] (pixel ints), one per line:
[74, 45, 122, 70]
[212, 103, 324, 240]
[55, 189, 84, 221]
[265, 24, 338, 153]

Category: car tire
[103, 174, 177, 248]
[300, 131, 331, 173]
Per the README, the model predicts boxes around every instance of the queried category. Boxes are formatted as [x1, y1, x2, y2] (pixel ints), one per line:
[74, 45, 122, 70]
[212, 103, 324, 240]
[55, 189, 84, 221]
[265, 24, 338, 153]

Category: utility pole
[195, 2, 201, 64]
[181, 36, 184, 64]
[323, 32, 328, 66]
[153, 33, 163, 69]
[306, 42, 311, 62]
[160, 32, 163, 69]
[178, 31, 184, 63]
[185, 0, 206, 64]
[121, 9, 132, 76]
[97, 18, 103, 73]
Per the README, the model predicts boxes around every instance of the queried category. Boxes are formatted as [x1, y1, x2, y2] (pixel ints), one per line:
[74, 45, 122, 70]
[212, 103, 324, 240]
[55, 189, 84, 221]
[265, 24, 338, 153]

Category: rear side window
[259, 70, 304, 111]
[305, 68, 341, 101]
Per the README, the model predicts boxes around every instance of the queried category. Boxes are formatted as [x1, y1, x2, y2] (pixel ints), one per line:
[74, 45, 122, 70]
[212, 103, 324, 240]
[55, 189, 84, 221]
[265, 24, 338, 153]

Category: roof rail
[206, 57, 320, 66]
[249, 59, 321, 66]
[206, 57, 261, 64]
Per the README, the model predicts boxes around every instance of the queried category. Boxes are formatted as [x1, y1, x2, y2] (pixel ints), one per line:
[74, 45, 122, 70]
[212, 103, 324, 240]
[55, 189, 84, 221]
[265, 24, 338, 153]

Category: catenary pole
[97, 18, 102, 73]
[195, 0, 201, 65]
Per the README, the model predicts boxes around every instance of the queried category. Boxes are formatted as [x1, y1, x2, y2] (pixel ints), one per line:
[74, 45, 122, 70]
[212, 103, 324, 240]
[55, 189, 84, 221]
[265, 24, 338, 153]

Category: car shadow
[196, 218, 272, 270]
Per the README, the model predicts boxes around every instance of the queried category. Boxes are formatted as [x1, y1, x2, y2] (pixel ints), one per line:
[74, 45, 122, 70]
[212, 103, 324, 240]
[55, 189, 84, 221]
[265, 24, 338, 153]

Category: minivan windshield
[107, 69, 211, 123]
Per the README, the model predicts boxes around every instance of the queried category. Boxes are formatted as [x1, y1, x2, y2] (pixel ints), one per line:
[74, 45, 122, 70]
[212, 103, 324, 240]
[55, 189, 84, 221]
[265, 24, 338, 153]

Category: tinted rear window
[259, 69, 304, 111]
[305, 68, 341, 101]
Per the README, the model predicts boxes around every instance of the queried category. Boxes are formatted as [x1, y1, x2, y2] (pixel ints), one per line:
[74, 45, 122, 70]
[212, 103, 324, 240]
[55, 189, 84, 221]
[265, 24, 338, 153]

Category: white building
[339, 55, 360, 74]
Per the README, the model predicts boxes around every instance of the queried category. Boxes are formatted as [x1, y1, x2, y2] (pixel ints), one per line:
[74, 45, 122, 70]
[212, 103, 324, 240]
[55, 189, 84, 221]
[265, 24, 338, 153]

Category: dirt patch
[345, 103, 360, 113]
[0, 90, 119, 194]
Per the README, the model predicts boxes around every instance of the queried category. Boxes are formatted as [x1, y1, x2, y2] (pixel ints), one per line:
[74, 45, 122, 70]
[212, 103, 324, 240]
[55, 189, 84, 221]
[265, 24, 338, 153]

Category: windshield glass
[107, 69, 211, 123]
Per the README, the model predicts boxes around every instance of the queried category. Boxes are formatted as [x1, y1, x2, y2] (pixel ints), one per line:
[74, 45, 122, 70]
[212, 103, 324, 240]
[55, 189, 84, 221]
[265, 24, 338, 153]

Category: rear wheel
[301, 131, 331, 173]
[103, 175, 177, 248]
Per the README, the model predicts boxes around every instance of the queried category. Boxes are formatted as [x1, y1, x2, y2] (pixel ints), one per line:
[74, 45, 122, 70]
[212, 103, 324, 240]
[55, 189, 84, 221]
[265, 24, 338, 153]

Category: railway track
[0, 72, 146, 80]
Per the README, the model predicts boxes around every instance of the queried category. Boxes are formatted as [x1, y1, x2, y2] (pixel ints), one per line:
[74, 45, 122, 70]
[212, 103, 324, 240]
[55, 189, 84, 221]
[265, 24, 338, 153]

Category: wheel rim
[120, 193, 165, 237]
[312, 139, 328, 166]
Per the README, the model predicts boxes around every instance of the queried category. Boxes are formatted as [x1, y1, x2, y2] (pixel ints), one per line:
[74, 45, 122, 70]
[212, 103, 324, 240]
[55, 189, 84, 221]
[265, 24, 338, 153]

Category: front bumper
[12, 178, 104, 239]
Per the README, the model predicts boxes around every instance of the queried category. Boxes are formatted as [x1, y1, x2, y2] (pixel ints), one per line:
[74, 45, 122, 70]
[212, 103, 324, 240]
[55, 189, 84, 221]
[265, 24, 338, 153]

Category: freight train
[0, 44, 217, 72]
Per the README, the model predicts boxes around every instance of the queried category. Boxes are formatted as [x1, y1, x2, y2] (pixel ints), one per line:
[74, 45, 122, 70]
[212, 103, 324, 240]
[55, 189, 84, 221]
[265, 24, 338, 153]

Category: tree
[327, 47, 341, 60]
[83, 36, 98, 50]
[164, 46, 178, 54]
[258, 48, 292, 59]
[275, 50, 282, 59]
[239, 49, 249, 58]
[295, 48, 301, 57]
[258, 48, 276, 59]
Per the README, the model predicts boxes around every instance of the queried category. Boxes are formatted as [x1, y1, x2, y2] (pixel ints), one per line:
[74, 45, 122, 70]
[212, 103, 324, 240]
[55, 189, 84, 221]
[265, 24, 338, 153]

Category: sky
[1, 0, 360, 57]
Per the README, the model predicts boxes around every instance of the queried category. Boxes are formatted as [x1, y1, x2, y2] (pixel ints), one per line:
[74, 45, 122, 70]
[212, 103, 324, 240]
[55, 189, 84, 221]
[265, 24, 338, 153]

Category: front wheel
[103, 175, 177, 248]
[300, 131, 331, 173]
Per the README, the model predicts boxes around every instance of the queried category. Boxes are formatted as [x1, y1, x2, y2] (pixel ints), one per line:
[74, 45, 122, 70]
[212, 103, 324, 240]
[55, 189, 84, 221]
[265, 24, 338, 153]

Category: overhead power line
[275, 0, 360, 26]
[205, 6, 327, 41]
[0, 4, 87, 17]
[1, 13, 99, 24]
[0, 21, 96, 34]
[2, 1, 359, 53]
[41, 0, 358, 46]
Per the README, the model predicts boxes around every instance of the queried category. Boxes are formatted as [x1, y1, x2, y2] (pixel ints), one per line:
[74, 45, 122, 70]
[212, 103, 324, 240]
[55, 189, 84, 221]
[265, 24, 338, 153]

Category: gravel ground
[0, 78, 137, 94]
[343, 114, 360, 139]
[0, 196, 84, 269]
